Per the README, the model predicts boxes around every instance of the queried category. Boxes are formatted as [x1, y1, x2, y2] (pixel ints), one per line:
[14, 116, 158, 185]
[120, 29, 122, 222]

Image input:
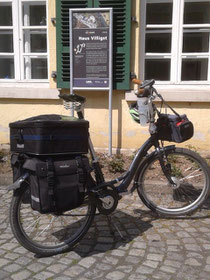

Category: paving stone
[15, 256, 32, 266]
[11, 270, 31, 280]
[54, 277, 71, 280]
[1, 188, 210, 280]
[128, 274, 147, 280]
[147, 253, 164, 262]
[111, 249, 126, 256]
[84, 268, 104, 279]
[203, 244, 210, 250]
[0, 258, 10, 268]
[79, 256, 96, 268]
[63, 265, 85, 277]
[132, 241, 146, 249]
[204, 265, 210, 272]
[117, 265, 133, 273]
[129, 248, 145, 256]
[94, 243, 112, 252]
[0, 270, 10, 280]
[143, 260, 159, 269]
[96, 263, 112, 271]
[47, 263, 67, 274]
[102, 256, 119, 265]
[125, 256, 140, 264]
[3, 263, 21, 273]
[4, 253, 19, 260]
[33, 271, 54, 280]
[164, 260, 182, 268]
[185, 244, 201, 251]
[106, 271, 125, 280]
[136, 265, 154, 274]
[28, 263, 45, 273]
[160, 265, 177, 273]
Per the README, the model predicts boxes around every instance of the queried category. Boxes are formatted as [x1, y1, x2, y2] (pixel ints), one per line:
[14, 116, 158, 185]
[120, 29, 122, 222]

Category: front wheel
[10, 185, 96, 256]
[136, 147, 210, 216]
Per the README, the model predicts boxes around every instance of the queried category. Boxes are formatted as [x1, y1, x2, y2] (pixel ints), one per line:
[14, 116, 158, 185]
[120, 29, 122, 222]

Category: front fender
[8, 172, 29, 191]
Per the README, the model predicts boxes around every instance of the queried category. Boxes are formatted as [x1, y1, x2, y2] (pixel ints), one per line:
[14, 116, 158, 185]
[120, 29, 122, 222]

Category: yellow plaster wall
[0, 95, 210, 151]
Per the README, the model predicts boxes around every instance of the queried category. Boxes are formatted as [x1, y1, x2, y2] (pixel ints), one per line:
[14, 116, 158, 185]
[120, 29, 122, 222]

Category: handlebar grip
[132, 78, 142, 85]
[137, 88, 144, 95]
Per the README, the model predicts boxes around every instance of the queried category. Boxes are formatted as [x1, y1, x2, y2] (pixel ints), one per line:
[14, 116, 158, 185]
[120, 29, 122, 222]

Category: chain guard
[96, 187, 119, 215]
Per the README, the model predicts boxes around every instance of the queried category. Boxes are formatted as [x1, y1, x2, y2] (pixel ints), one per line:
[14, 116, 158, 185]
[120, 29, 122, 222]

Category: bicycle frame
[73, 95, 177, 196]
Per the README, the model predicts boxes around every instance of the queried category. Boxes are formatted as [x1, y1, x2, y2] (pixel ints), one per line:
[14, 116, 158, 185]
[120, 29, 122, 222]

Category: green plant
[185, 144, 199, 154]
[129, 149, 138, 160]
[108, 154, 125, 174]
[171, 165, 183, 177]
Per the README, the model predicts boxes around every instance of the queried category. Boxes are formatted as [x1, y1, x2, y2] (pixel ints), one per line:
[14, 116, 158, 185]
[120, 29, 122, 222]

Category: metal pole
[108, 8, 113, 156]
[69, 10, 74, 117]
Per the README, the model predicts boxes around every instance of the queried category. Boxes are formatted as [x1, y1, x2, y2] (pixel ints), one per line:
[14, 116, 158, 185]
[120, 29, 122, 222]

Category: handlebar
[132, 79, 156, 97]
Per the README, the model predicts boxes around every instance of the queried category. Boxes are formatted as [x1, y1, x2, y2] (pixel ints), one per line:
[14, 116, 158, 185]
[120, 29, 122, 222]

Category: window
[140, 0, 210, 84]
[0, 0, 48, 82]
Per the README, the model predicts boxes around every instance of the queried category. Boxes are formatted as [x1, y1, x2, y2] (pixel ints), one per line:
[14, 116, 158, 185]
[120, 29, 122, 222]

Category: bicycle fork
[156, 145, 177, 187]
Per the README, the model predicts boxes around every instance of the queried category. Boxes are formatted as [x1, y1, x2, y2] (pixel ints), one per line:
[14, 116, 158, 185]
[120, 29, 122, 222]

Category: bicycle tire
[10, 185, 96, 256]
[136, 147, 210, 216]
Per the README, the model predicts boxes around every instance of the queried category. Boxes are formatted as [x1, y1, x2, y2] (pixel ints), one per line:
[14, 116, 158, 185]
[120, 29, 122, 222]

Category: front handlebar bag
[9, 114, 89, 155]
[156, 114, 194, 143]
[23, 156, 90, 214]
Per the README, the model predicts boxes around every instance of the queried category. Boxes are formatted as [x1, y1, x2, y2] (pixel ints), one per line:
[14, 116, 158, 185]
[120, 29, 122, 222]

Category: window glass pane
[145, 59, 170, 81]
[30, 5, 46, 26]
[183, 32, 209, 53]
[31, 33, 47, 52]
[30, 58, 48, 79]
[146, 3, 173, 24]
[146, 33, 171, 53]
[0, 31, 13, 52]
[0, 57, 14, 79]
[184, 2, 210, 24]
[24, 30, 47, 53]
[0, 4, 12, 26]
[181, 58, 208, 81]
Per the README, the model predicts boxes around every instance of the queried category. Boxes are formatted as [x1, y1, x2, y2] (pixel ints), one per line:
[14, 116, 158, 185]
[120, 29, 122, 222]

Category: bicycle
[9, 79, 210, 257]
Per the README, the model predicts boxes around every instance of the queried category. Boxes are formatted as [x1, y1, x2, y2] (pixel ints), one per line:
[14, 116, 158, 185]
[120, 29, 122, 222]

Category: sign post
[69, 8, 113, 155]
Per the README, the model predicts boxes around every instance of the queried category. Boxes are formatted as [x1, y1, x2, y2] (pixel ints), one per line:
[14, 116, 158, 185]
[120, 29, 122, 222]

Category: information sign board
[70, 9, 112, 89]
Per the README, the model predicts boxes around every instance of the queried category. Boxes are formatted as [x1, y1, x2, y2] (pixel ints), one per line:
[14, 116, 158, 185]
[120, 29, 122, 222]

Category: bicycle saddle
[59, 93, 86, 104]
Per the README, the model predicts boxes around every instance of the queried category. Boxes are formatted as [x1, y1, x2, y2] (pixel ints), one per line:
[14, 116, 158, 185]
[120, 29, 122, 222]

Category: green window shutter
[56, 0, 92, 88]
[56, 0, 131, 90]
[94, 0, 131, 90]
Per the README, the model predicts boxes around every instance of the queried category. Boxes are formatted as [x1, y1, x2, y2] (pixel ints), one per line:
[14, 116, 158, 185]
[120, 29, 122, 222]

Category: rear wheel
[10, 185, 96, 256]
[136, 147, 210, 216]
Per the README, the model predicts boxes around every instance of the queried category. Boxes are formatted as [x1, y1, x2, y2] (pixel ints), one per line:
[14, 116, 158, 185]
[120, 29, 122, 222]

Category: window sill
[125, 85, 210, 102]
[0, 86, 60, 99]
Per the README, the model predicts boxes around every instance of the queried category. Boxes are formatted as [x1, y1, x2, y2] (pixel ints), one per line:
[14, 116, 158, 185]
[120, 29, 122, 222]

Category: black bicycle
[9, 79, 210, 256]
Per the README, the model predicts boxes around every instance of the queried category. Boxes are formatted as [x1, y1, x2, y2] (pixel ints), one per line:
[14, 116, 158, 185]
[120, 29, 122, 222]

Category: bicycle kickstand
[105, 215, 126, 241]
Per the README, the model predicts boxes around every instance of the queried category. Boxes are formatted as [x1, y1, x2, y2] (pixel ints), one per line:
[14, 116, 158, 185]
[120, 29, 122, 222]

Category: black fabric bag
[156, 114, 194, 143]
[11, 153, 28, 182]
[9, 114, 89, 155]
[23, 156, 90, 213]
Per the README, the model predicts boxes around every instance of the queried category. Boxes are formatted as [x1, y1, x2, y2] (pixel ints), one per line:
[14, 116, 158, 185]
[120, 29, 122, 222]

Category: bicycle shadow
[71, 209, 154, 258]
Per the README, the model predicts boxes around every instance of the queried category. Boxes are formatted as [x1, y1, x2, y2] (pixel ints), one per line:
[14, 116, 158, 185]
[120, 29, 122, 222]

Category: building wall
[0, 0, 210, 152]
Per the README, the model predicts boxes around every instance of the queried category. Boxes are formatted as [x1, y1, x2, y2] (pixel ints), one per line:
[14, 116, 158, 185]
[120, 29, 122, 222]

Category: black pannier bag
[11, 153, 28, 182]
[9, 114, 89, 155]
[23, 156, 90, 214]
[156, 114, 194, 143]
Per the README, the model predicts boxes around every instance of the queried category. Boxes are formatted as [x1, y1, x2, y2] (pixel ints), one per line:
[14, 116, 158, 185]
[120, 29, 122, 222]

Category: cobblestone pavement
[0, 186, 210, 280]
